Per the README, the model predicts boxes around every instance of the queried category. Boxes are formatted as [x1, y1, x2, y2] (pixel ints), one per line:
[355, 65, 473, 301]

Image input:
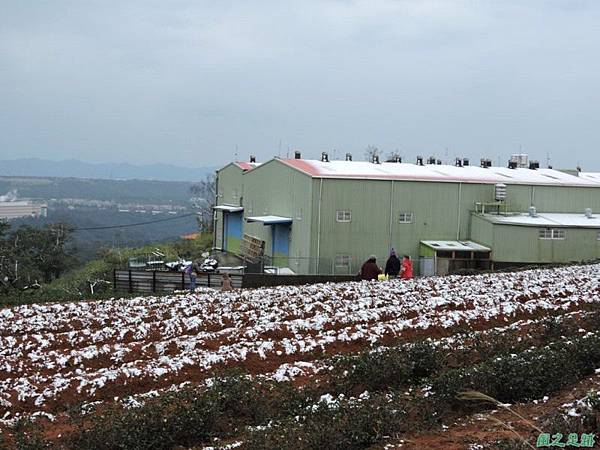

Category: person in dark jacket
[359, 255, 382, 281]
[384, 249, 401, 278]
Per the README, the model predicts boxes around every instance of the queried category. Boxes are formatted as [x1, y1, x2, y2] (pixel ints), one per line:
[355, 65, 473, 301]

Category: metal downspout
[212, 170, 219, 250]
[388, 180, 394, 250]
[316, 178, 323, 274]
[456, 182, 462, 240]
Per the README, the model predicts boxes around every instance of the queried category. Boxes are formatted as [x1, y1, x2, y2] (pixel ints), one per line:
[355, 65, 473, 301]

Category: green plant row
[5, 311, 600, 450]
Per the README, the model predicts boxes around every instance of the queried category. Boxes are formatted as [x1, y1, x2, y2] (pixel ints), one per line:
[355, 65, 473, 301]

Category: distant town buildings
[0, 201, 47, 220]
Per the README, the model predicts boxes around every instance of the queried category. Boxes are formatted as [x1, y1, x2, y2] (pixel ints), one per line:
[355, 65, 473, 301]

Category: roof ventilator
[321, 152, 329, 162]
[416, 156, 424, 166]
[585, 208, 594, 219]
[372, 154, 380, 164]
[437, 159, 442, 165]
[529, 160, 540, 170]
[345, 153, 352, 161]
[427, 156, 436, 164]
[480, 158, 492, 168]
[455, 157, 463, 167]
[294, 151, 301, 159]
[249, 155, 256, 163]
[528, 206, 538, 217]
[463, 158, 470, 166]
[508, 160, 518, 169]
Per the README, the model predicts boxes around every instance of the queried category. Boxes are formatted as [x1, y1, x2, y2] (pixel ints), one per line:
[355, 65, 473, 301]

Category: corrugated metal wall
[218, 159, 600, 274]
[242, 160, 313, 274]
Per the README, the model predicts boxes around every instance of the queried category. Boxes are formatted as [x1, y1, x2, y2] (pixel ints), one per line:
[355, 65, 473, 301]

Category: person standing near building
[384, 249, 401, 278]
[186, 264, 197, 292]
[359, 255, 382, 281]
[221, 273, 233, 292]
[400, 255, 413, 279]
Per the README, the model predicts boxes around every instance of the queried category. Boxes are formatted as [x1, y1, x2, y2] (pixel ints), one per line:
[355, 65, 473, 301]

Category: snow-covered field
[0, 264, 599, 419]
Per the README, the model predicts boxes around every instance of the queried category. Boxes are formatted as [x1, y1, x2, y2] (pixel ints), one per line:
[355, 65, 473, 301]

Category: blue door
[272, 224, 290, 265]
[224, 212, 243, 254]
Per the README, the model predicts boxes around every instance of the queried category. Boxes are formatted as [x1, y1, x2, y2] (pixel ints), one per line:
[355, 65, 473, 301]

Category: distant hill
[0, 176, 196, 204]
[0, 158, 216, 182]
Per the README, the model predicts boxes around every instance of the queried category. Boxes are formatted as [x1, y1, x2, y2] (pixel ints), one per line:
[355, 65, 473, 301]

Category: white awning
[213, 204, 244, 212]
[421, 240, 491, 252]
[245, 215, 293, 225]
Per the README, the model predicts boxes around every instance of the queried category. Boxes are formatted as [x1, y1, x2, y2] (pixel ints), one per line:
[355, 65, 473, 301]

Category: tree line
[0, 221, 76, 295]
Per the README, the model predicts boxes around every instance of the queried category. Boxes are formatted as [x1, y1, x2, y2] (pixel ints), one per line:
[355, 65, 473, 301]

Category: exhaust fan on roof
[294, 151, 302, 159]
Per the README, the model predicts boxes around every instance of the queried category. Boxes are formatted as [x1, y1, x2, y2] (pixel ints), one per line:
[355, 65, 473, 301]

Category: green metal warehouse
[213, 153, 600, 276]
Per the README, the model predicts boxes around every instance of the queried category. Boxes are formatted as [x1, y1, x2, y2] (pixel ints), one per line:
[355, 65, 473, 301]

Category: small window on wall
[336, 210, 352, 222]
[539, 228, 566, 240]
[335, 254, 351, 267]
[398, 212, 414, 224]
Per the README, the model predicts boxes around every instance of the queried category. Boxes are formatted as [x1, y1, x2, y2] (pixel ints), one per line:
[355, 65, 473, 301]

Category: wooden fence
[114, 270, 360, 295]
[113, 270, 243, 294]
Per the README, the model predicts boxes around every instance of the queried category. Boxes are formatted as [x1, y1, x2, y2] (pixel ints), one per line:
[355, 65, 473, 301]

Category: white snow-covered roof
[278, 159, 600, 187]
[246, 215, 293, 224]
[213, 204, 244, 212]
[481, 212, 600, 228]
[421, 240, 491, 252]
[579, 172, 600, 183]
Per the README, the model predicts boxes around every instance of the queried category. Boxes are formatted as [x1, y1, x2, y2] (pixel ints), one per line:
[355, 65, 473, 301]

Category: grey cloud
[1, 0, 600, 170]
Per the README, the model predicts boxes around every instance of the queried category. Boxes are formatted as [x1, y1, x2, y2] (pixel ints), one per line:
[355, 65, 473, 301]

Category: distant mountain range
[0, 158, 216, 182]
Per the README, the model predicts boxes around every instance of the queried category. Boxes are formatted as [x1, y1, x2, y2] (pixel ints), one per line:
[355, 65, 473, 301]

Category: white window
[398, 212, 414, 223]
[539, 228, 566, 240]
[336, 210, 352, 222]
[335, 254, 352, 267]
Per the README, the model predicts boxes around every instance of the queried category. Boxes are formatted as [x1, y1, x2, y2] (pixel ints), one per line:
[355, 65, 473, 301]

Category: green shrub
[331, 341, 442, 394]
[246, 393, 405, 450]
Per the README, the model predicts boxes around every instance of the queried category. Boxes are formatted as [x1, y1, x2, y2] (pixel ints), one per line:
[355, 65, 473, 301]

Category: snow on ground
[0, 264, 599, 416]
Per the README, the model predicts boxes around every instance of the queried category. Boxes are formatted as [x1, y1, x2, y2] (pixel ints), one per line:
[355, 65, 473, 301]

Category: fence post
[152, 271, 156, 293]
[128, 270, 133, 294]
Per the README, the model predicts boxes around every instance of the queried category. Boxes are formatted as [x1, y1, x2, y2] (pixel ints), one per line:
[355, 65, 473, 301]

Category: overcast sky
[1, 0, 600, 170]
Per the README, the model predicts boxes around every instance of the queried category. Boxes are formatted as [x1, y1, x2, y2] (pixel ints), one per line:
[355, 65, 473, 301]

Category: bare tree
[363, 145, 380, 161]
[190, 174, 216, 232]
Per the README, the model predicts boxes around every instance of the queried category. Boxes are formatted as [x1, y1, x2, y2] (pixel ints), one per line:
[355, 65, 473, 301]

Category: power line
[73, 213, 197, 231]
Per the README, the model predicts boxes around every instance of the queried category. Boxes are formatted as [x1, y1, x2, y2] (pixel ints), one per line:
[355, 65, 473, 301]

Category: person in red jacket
[359, 255, 382, 281]
[400, 255, 413, 279]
